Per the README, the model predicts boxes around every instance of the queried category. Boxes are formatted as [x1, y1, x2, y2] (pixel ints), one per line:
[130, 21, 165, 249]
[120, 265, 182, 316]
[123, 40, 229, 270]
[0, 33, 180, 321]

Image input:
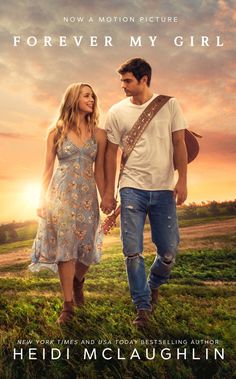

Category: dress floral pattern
[29, 136, 102, 273]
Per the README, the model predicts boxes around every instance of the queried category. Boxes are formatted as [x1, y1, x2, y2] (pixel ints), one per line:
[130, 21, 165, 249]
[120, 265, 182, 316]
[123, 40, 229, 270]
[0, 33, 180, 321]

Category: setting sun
[22, 183, 41, 209]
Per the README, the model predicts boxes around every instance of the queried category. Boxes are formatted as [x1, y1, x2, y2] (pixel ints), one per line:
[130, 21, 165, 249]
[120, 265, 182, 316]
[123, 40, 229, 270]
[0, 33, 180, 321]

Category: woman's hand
[37, 205, 46, 218]
[100, 195, 117, 214]
[37, 196, 47, 218]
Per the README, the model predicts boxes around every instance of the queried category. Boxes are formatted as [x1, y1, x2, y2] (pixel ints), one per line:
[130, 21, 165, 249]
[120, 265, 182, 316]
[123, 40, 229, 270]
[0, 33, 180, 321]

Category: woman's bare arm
[37, 130, 57, 217]
[94, 128, 107, 198]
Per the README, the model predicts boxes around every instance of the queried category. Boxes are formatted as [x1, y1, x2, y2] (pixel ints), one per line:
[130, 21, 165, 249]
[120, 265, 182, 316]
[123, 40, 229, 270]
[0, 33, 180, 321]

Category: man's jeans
[120, 188, 179, 311]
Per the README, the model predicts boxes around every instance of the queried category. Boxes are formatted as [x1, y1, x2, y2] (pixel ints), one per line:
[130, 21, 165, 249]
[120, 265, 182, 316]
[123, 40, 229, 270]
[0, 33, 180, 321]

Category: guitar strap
[116, 94, 171, 198]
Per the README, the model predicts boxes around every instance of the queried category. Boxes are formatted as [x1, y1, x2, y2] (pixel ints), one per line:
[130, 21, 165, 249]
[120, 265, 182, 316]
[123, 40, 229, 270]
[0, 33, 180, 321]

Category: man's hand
[100, 194, 117, 214]
[173, 179, 187, 205]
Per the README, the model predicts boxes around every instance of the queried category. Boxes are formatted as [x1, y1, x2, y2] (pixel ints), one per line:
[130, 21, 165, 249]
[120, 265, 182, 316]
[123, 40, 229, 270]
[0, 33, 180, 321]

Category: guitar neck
[113, 205, 121, 218]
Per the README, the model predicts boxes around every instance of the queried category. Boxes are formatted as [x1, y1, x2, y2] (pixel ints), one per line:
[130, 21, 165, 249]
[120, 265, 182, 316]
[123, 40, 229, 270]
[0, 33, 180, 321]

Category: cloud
[1, 0, 235, 136]
[198, 130, 236, 155]
[0, 132, 28, 139]
[1, 0, 234, 112]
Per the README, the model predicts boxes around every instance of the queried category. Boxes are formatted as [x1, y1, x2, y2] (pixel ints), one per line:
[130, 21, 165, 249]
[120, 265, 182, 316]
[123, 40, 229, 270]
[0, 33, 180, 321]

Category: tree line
[179, 199, 236, 219]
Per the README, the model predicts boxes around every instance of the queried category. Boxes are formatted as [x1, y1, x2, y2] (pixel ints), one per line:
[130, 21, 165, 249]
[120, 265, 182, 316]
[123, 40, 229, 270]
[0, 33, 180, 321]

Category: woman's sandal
[57, 301, 74, 324]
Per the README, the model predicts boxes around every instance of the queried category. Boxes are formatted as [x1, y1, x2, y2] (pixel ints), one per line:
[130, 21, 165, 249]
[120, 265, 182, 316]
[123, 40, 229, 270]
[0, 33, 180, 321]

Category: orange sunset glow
[0, 1, 236, 222]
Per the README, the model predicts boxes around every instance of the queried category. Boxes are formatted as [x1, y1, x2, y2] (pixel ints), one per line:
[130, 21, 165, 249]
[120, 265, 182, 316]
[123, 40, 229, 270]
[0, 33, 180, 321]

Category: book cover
[0, 1, 235, 378]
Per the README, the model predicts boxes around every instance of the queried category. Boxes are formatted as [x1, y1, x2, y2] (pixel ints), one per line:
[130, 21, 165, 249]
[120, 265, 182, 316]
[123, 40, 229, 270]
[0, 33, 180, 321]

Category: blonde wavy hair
[50, 83, 99, 148]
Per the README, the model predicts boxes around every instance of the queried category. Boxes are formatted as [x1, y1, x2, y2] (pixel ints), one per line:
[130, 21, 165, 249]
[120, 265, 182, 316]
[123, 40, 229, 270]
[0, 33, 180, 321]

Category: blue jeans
[120, 188, 179, 311]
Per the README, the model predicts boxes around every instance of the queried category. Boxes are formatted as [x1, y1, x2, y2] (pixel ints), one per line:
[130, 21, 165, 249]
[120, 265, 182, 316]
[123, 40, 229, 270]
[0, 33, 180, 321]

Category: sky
[0, 0, 235, 222]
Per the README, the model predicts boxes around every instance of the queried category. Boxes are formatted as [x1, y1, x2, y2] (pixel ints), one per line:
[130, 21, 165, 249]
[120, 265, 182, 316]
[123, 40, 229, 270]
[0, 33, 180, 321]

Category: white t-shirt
[105, 94, 187, 190]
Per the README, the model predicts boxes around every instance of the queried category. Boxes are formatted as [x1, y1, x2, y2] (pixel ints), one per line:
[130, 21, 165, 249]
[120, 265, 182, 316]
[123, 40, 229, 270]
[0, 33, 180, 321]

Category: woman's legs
[58, 260, 76, 301]
[73, 261, 89, 306]
[56, 260, 90, 322]
[57, 260, 75, 324]
[75, 261, 89, 281]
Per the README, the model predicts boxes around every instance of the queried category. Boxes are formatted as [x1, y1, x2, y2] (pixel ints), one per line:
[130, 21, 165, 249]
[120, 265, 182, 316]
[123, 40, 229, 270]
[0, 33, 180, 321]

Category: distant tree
[226, 201, 236, 216]
[0, 229, 6, 243]
[8, 226, 19, 242]
[209, 201, 220, 216]
[183, 203, 197, 219]
[196, 207, 210, 218]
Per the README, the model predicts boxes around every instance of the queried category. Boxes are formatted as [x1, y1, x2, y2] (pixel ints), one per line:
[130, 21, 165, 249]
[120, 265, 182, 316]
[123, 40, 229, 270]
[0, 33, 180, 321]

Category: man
[101, 58, 188, 327]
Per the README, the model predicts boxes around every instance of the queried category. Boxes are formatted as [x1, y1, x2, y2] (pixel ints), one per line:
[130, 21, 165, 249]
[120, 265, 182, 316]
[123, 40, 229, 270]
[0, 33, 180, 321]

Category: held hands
[100, 194, 117, 215]
[173, 179, 187, 205]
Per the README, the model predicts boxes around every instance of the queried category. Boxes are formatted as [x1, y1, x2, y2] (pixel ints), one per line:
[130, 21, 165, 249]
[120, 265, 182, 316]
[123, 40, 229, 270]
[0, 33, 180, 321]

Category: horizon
[1, 198, 235, 225]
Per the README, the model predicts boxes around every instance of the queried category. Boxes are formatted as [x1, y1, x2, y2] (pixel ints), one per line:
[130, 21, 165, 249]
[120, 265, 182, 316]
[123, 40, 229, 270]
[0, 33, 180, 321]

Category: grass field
[0, 217, 235, 379]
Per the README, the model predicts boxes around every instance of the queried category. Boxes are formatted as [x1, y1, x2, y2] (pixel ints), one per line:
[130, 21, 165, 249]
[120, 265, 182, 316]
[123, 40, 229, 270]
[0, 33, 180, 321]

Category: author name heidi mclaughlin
[13, 347, 224, 361]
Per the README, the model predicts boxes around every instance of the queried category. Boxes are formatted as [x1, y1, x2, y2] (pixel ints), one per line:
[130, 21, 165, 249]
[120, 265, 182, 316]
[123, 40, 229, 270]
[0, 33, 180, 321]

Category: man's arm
[172, 129, 188, 205]
[100, 141, 119, 214]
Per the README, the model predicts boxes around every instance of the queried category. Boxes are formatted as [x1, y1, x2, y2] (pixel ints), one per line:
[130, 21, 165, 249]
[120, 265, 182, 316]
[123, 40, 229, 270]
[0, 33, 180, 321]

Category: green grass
[0, 239, 33, 255]
[0, 220, 236, 379]
[0, 266, 235, 379]
[172, 249, 236, 281]
[16, 224, 37, 240]
[178, 215, 236, 227]
[0, 250, 235, 379]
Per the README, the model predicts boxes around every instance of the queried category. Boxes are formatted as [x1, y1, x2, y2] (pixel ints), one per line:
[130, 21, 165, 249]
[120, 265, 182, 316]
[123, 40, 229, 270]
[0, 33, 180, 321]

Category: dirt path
[179, 218, 236, 249]
[0, 248, 30, 267]
[180, 218, 236, 239]
[0, 218, 235, 269]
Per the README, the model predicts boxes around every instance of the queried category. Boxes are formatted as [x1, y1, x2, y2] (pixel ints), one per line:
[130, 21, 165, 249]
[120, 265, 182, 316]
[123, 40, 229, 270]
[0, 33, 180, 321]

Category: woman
[29, 83, 106, 324]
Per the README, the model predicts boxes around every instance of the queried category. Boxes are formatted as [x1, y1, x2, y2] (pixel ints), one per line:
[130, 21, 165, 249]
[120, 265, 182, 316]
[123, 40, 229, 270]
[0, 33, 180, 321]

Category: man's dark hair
[117, 58, 152, 86]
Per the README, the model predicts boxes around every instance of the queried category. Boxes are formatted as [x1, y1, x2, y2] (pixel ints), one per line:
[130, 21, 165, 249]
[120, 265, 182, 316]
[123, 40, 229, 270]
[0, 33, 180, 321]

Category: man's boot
[151, 288, 159, 312]
[57, 301, 74, 324]
[73, 277, 85, 306]
[133, 310, 152, 328]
